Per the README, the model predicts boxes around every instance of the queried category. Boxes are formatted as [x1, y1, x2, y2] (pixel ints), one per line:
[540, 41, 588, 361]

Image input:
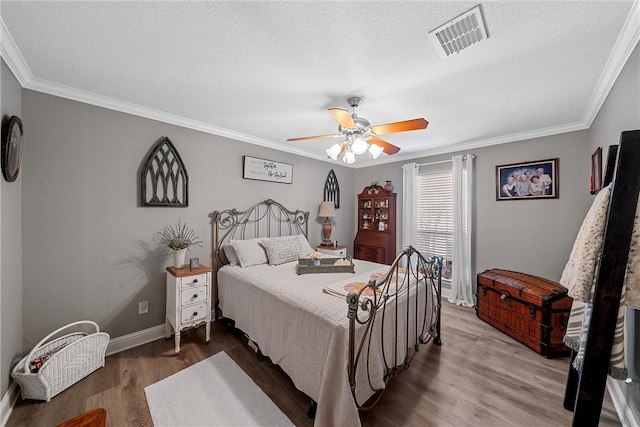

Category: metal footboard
[347, 246, 442, 410]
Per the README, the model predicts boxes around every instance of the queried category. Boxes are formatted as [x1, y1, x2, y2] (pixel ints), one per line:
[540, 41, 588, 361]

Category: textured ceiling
[1, 1, 638, 167]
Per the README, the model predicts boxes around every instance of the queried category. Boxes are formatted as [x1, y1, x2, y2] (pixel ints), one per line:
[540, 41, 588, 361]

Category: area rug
[144, 352, 294, 426]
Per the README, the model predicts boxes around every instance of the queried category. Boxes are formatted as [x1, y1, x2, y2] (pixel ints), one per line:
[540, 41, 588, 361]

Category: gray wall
[1, 59, 23, 397]
[356, 129, 593, 283]
[20, 90, 355, 348]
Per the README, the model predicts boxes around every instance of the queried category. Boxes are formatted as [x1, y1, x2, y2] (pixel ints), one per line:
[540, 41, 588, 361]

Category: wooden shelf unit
[354, 185, 396, 265]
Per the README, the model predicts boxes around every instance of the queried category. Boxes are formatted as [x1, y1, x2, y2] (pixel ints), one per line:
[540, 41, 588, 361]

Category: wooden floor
[8, 303, 620, 427]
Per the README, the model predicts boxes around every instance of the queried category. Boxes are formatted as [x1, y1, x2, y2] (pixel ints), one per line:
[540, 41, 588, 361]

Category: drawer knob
[193, 311, 198, 317]
[192, 294, 198, 299]
[193, 279, 198, 283]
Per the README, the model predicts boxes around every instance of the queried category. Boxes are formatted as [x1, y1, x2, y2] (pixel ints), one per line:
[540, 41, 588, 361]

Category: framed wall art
[496, 158, 558, 200]
[243, 156, 292, 184]
[590, 147, 602, 194]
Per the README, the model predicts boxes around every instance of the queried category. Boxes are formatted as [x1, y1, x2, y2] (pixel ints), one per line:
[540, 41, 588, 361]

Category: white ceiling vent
[429, 4, 489, 59]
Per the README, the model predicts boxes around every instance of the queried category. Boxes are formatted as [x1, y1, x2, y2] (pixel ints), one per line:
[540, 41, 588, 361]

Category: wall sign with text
[243, 156, 293, 184]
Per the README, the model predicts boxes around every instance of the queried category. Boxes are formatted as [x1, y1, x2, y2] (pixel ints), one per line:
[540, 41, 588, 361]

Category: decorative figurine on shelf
[384, 180, 394, 192]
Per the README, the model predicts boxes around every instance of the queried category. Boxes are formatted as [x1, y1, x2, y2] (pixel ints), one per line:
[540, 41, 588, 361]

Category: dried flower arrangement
[158, 220, 203, 251]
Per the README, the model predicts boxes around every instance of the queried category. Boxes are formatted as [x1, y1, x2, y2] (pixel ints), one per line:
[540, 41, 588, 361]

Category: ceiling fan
[287, 97, 428, 163]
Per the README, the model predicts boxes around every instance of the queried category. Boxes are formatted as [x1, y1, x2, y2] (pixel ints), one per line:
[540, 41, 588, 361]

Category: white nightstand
[316, 245, 347, 258]
[165, 265, 213, 354]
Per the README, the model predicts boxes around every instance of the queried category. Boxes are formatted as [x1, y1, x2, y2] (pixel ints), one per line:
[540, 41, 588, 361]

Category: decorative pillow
[296, 234, 315, 257]
[230, 238, 268, 268]
[222, 243, 239, 265]
[263, 236, 302, 265]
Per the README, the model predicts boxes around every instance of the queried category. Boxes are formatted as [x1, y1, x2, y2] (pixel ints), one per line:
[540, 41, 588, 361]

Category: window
[416, 169, 453, 280]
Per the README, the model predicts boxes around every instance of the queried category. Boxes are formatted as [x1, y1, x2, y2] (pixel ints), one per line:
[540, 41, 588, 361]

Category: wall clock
[2, 116, 24, 182]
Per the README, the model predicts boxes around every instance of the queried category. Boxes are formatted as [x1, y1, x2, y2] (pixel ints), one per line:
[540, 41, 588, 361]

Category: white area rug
[144, 352, 294, 426]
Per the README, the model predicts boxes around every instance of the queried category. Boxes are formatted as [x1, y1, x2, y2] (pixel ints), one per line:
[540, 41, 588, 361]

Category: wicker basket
[11, 320, 110, 401]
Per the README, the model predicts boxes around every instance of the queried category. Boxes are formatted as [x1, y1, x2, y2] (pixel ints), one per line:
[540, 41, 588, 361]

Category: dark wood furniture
[564, 132, 640, 426]
[353, 185, 396, 264]
[476, 269, 572, 358]
[56, 408, 106, 427]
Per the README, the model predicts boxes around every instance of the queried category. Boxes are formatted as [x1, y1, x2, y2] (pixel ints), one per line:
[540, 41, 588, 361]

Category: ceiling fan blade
[328, 108, 356, 129]
[368, 137, 401, 155]
[370, 118, 428, 135]
[287, 133, 341, 142]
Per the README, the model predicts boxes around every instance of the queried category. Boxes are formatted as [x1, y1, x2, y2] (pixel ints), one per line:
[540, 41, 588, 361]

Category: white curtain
[402, 163, 418, 249]
[449, 154, 475, 307]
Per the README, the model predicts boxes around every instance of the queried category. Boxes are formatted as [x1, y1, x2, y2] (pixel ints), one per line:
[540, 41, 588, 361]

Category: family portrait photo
[496, 158, 558, 200]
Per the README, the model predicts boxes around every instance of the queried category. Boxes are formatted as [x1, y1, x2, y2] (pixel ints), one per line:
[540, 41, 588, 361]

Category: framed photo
[243, 156, 293, 184]
[496, 158, 558, 200]
[189, 257, 199, 270]
[590, 147, 602, 194]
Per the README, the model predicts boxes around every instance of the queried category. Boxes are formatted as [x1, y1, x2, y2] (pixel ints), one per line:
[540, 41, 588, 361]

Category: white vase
[173, 248, 187, 268]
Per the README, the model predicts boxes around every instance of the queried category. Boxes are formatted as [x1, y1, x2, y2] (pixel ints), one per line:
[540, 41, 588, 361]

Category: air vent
[429, 4, 489, 59]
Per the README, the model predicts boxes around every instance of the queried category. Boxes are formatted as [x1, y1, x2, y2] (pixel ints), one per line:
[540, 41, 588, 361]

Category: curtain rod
[417, 159, 452, 167]
[417, 154, 474, 168]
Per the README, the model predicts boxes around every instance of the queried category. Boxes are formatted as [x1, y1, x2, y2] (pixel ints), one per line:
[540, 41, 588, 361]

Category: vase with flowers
[310, 251, 323, 266]
[158, 220, 203, 268]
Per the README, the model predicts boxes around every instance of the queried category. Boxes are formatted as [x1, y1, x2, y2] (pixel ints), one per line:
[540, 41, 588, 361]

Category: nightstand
[165, 265, 213, 354]
[316, 245, 347, 258]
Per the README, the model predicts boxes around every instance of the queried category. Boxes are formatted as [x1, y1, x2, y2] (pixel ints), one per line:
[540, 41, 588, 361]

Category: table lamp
[318, 201, 336, 247]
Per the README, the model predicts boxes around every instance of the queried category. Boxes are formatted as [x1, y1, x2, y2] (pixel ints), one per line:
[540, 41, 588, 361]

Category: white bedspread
[218, 259, 393, 427]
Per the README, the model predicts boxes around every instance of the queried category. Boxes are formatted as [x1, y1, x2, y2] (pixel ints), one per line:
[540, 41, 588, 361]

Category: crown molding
[0, 18, 33, 86]
[353, 119, 588, 168]
[582, 0, 640, 127]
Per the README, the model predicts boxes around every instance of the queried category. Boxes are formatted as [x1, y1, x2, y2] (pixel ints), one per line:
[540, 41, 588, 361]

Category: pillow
[296, 234, 315, 257]
[230, 238, 268, 268]
[222, 243, 239, 265]
[263, 236, 302, 265]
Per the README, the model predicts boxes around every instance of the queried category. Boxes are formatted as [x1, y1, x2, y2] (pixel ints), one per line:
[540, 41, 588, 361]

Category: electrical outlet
[139, 300, 149, 315]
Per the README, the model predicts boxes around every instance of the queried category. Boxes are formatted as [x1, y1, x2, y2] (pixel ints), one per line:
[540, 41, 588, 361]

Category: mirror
[2, 116, 23, 182]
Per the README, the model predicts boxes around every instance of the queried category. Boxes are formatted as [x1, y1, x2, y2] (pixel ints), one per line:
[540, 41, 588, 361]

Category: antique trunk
[476, 269, 572, 358]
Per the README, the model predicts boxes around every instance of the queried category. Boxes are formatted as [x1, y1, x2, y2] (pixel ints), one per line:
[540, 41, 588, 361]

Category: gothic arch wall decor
[140, 136, 189, 207]
[324, 169, 340, 209]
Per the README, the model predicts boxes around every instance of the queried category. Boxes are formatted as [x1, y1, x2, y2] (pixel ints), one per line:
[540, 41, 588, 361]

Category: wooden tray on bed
[296, 257, 355, 275]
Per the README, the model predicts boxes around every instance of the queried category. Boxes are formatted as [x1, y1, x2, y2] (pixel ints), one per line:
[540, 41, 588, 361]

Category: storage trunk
[476, 269, 572, 358]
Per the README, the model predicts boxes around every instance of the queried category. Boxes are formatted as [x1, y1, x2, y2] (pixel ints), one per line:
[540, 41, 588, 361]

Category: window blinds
[416, 170, 454, 264]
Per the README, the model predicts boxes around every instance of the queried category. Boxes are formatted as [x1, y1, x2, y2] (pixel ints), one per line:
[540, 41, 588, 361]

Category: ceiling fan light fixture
[351, 136, 369, 155]
[369, 144, 384, 159]
[326, 143, 342, 160]
[343, 150, 355, 164]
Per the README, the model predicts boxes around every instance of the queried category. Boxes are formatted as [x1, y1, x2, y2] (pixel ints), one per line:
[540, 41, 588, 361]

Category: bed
[210, 199, 442, 426]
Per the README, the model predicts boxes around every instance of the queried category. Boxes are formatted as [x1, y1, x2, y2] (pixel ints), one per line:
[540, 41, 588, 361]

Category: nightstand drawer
[181, 286, 207, 306]
[180, 303, 207, 323]
[179, 273, 208, 288]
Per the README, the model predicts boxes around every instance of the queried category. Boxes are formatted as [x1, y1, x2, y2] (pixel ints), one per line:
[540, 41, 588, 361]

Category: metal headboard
[209, 199, 310, 309]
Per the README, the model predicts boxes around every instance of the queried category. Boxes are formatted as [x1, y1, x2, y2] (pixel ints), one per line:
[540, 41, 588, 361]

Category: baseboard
[106, 324, 166, 356]
[1, 382, 19, 427]
[607, 378, 640, 427]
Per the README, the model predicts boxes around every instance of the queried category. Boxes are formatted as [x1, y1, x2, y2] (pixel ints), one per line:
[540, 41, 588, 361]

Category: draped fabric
[402, 163, 419, 249]
[448, 154, 475, 307]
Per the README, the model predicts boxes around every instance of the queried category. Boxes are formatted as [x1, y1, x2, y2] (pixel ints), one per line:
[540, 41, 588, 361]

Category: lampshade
[351, 136, 369, 155]
[326, 143, 342, 161]
[369, 143, 384, 159]
[343, 150, 355, 164]
[318, 201, 336, 218]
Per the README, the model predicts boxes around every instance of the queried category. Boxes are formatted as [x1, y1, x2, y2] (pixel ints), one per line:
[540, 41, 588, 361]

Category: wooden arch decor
[140, 136, 189, 207]
[324, 169, 340, 209]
